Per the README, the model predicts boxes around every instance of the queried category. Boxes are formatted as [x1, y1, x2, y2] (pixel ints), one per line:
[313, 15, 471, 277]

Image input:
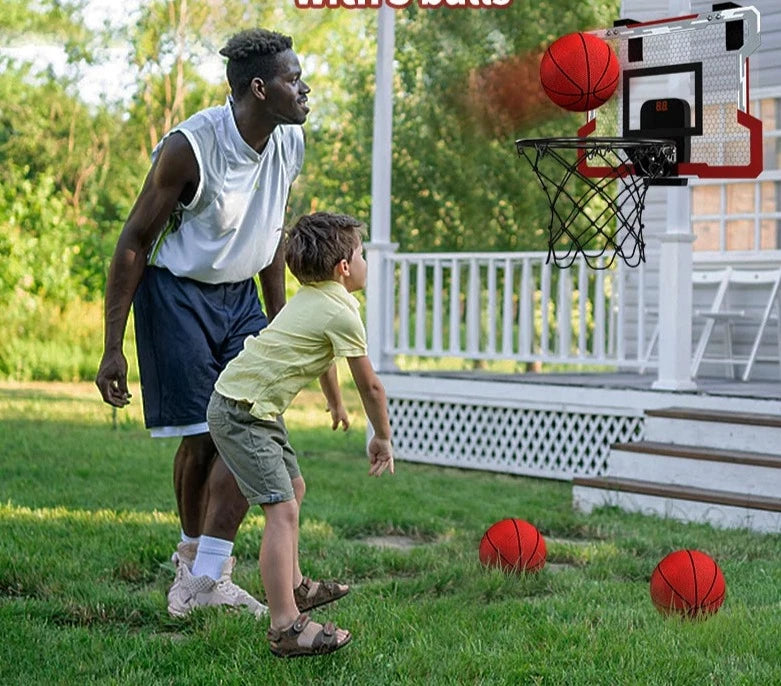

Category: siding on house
[618, 1, 674, 24]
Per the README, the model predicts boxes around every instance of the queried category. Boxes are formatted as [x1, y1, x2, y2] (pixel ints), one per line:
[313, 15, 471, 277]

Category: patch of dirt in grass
[355, 525, 449, 551]
[0, 572, 47, 600]
[546, 523, 611, 541]
[0, 584, 39, 600]
[361, 535, 422, 550]
[546, 537, 600, 547]
[46, 604, 155, 629]
[113, 560, 161, 585]
[545, 562, 579, 573]
[358, 527, 454, 550]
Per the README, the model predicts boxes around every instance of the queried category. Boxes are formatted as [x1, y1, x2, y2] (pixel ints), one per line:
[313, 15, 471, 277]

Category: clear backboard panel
[581, 4, 762, 179]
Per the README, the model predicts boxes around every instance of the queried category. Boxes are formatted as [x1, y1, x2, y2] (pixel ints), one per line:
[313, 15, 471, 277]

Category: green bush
[0, 298, 138, 382]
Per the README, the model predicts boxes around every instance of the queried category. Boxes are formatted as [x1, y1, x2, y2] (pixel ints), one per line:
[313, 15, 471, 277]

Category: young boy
[205, 212, 394, 657]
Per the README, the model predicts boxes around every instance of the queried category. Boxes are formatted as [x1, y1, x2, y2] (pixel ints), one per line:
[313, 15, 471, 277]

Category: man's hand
[95, 350, 132, 407]
[328, 404, 350, 431]
[367, 436, 394, 477]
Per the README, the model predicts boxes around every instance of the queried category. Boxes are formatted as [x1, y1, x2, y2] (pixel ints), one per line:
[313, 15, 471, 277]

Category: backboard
[580, 3, 762, 180]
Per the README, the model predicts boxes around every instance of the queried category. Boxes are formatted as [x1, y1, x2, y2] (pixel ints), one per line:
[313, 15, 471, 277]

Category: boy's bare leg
[291, 476, 306, 586]
[261, 500, 349, 646]
[288, 475, 349, 606]
[261, 500, 300, 628]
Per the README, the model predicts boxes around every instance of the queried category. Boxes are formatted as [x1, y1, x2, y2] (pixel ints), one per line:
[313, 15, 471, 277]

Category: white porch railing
[377, 248, 781, 373]
[381, 250, 644, 368]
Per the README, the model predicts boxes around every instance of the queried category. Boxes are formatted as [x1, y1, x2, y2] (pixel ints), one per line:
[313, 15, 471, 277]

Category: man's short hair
[286, 213, 366, 284]
[220, 29, 293, 98]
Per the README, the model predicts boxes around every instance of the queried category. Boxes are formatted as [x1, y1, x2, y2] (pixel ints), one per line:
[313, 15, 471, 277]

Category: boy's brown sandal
[267, 613, 352, 658]
[294, 576, 350, 612]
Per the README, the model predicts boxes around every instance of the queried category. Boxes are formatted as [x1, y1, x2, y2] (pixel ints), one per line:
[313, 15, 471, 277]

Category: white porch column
[652, 185, 697, 390]
[367, 5, 397, 372]
[651, 0, 695, 391]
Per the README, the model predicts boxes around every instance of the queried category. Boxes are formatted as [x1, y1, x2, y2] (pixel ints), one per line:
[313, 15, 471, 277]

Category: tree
[386, 1, 621, 252]
[0, 1, 622, 380]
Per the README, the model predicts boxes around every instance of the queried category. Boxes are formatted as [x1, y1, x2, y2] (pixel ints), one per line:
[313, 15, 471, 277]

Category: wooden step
[573, 476, 781, 512]
[572, 476, 781, 533]
[644, 407, 781, 455]
[646, 406, 781, 428]
[611, 441, 781, 469]
[607, 442, 781, 498]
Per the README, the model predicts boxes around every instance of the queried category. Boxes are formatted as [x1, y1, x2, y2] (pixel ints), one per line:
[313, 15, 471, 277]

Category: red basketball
[540, 32, 619, 112]
[650, 550, 726, 618]
[479, 518, 546, 573]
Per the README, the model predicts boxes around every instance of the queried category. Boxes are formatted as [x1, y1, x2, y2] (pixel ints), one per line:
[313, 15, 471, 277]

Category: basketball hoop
[516, 137, 677, 269]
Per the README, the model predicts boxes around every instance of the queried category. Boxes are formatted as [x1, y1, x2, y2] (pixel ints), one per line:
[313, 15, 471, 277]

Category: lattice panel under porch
[388, 398, 644, 480]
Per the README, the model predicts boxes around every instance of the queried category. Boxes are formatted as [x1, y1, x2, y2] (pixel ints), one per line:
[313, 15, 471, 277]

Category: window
[692, 94, 781, 252]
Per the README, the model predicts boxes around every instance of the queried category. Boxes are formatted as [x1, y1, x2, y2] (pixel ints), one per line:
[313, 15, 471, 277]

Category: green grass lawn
[1, 382, 779, 685]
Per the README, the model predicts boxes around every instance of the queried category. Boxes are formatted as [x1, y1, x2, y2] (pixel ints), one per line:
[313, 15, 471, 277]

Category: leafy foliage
[387, 2, 621, 252]
[1, 1, 620, 380]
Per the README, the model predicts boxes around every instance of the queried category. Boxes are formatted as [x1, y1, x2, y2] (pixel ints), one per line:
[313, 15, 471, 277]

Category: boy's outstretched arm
[347, 356, 394, 477]
[319, 363, 349, 431]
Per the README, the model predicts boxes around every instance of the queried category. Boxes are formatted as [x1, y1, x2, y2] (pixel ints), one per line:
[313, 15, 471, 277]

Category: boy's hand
[328, 404, 350, 431]
[368, 437, 394, 477]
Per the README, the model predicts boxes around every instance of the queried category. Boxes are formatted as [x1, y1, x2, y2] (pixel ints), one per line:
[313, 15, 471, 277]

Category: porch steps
[572, 407, 781, 533]
[572, 476, 781, 533]
[644, 406, 781, 454]
[608, 442, 781, 498]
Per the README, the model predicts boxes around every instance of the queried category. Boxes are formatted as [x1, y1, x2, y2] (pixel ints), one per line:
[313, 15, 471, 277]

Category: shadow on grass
[0, 418, 367, 512]
[0, 503, 492, 632]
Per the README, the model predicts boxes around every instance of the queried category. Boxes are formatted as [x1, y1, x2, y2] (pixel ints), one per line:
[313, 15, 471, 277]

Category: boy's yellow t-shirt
[214, 280, 367, 420]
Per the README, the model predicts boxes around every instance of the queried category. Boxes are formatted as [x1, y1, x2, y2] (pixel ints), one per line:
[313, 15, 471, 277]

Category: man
[96, 28, 313, 617]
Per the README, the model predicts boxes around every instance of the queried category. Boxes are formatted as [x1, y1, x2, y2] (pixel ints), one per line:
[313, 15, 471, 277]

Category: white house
[365, 0, 781, 532]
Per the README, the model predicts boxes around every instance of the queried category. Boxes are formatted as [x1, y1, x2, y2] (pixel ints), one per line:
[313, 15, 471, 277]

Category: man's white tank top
[148, 98, 305, 284]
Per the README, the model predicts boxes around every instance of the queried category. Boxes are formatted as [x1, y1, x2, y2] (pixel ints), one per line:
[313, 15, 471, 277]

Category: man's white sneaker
[167, 557, 267, 619]
[168, 541, 197, 613]
[217, 557, 268, 614]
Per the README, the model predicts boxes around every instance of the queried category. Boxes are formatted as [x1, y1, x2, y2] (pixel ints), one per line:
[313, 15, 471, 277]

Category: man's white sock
[191, 535, 234, 581]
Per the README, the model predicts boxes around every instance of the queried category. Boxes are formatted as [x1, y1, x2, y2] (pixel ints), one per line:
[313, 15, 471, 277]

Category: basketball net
[516, 137, 676, 270]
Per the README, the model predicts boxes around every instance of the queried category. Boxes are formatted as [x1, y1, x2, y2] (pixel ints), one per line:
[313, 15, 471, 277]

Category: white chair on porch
[690, 267, 781, 381]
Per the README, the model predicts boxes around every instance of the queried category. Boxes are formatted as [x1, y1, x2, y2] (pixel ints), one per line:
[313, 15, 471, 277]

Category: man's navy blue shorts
[133, 266, 268, 435]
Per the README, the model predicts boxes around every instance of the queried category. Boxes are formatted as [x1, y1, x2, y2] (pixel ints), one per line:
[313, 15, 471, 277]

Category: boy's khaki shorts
[206, 391, 300, 505]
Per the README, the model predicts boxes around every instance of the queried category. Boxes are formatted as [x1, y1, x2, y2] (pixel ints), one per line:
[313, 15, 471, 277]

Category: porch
[360, 2, 781, 532]
[365, 248, 781, 482]
[381, 368, 781, 480]
[367, 248, 781, 382]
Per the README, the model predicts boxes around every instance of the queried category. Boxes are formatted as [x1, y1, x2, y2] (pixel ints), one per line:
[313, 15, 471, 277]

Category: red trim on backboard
[578, 111, 764, 180]
[676, 110, 763, 178]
